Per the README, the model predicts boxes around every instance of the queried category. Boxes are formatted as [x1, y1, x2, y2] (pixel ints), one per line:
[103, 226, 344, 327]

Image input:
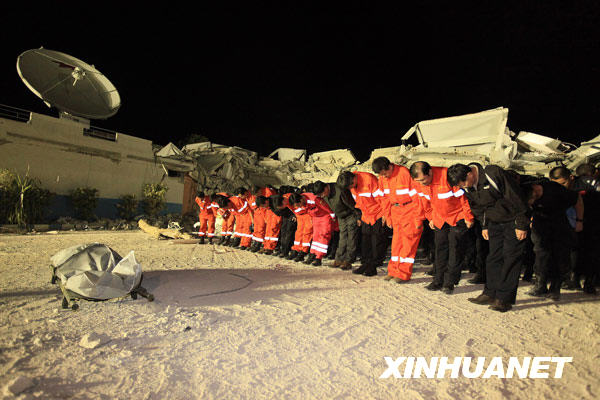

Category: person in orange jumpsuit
[261, 202, 283, 255]
[410, 161, 474, 293]
[219, 193, 253, 249]
[253, 186, 280, 254]
[214, 193, 235, 246]
[244, 186, 278, 253]
[373, 157, 425, 283]
[304, 182, 336, 266]
[194, 191, 217, 244]
[232, 187, 255, 250]
[285, 192, 313, 262]
[250, 196, 269, 252]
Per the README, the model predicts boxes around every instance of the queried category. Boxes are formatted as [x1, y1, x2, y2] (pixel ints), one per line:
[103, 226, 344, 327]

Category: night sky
[2, 2, 599, 161]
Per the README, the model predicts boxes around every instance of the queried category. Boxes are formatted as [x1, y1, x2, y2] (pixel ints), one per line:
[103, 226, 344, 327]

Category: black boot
[489, 299, 512, 312]
[352, 264, 368, 274]
[311, 258, 322, 266]
[303, 253, 316, 265]
[199, 237, 205, 245]
[250, 241, 261, 252]
[222, 237, 231, 246]
[562, 272, 582, 290]
[468, 274, 485, 284]
[362, 265, 377, 277]
[547, 280, 562, 301]
[294, 252, 307, 262]
[426, 282, 442, 291]
[583, 277, 597, 295]
[340, 261, 352, 270]
[286, 250, 298, 260]
[468, 293, 495, 305]
[230, 237, 241, 248]
[208, 237, 214, 245]
[441, 285, 454, 294]
[527, 282, 548, 297]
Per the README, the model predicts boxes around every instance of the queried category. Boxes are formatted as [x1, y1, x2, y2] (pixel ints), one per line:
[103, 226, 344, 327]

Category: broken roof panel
[402, 107, 508, 148]
[309, 149, 357, 166]
[268, 148, 307, 162]
[566, 133, 600, 169]
[155, 142, 186, 158]
[515, 131, 567, 154]
[182, 142, 213, 153]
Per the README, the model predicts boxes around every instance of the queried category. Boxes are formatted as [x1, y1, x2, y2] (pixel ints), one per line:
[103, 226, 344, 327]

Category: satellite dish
[16, 48, 121, 120]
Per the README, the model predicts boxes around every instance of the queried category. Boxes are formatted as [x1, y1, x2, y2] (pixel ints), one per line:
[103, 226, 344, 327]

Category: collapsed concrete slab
[565, 133, 600, 170]
[268, 148, 307, 162]
[182, 141, 288, 193]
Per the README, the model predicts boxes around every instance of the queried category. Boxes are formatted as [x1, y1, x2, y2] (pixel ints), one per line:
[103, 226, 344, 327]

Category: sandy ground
[1, 230, 599, 399]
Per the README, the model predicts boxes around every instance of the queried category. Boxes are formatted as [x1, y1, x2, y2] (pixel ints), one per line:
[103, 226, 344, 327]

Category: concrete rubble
[155, 107, 600, 193]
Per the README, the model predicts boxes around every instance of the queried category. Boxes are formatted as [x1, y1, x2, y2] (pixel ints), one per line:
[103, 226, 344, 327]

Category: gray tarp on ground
[50, 243, 142, 300]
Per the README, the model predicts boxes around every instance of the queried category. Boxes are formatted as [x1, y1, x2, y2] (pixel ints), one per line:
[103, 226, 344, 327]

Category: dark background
[1, 2, 599, 161]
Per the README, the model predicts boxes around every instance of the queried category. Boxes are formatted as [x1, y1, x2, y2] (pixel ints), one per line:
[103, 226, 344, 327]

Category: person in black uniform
[463, 220, 489, 284]
[320, 181, 341, 261]
[447, 163, 530, 312]
[270, 190, 297, 259]
[331, 172, 361, 271]
[550, 166, 600, 294]
[524, 179, 584, 300]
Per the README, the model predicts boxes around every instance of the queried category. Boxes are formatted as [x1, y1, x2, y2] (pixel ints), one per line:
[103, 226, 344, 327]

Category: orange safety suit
[350, 171, 385, 224]
[378, 164, 425, 280]
[216, 192, 235, 238]
[285, 193, 313, 253]
[257, 188, 280, 249]
[229, 195, 253, 248]
[263, 208, 283, 250]
[195, 195, 217, 238]
[412, 166, 474, 228]
[305, 192, 335, 259]
[251, 206, 269, 244]
[248, 187, 276, 243]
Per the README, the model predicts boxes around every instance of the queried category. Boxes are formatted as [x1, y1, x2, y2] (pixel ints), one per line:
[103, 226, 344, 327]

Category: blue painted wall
[46, 195, 182, 220]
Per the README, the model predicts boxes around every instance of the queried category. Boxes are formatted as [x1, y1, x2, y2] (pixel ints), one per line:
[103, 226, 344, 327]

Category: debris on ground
[79, 333, 112, 349]
[138, 219, 193, 240]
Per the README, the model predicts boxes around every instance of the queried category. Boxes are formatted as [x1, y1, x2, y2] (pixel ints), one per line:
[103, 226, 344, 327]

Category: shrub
[116, 194, 139, 220]
[142, 183, 168, 217]
[69, 187, 99, 221]
[0, 169, 53, 226]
